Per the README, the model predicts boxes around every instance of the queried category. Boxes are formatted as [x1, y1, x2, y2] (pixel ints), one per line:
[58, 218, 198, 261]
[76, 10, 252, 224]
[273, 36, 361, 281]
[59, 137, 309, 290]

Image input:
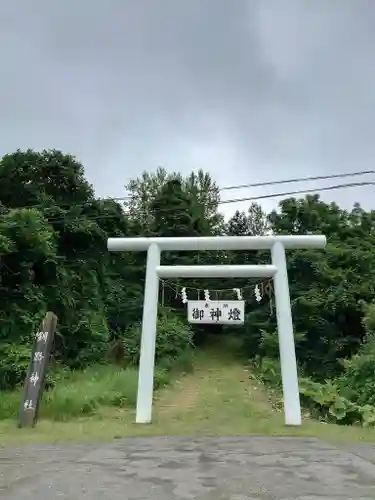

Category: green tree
[125, 167, 224, 234]
[0, 149, 94, 209]
[0, 207, 57, 388]
[227, 203, 269, 237]
[266, 195, 375, 377]
[225, 202, 269, 292]
[0, 150, 143, 386]
[150, 178, 212, 238]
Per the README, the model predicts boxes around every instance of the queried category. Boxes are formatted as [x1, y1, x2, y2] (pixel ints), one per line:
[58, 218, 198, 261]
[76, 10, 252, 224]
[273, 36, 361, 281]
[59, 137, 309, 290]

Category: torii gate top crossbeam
[107, 235, 326, 252]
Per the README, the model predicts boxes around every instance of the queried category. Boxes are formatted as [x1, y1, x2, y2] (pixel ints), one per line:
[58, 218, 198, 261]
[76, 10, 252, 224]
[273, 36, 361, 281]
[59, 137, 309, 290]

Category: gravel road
[1, 436, 375, 499]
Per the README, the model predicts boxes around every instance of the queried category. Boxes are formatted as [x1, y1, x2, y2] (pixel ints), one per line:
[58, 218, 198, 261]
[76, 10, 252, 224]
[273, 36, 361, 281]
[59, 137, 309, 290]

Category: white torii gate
[107, 235, 326, 426]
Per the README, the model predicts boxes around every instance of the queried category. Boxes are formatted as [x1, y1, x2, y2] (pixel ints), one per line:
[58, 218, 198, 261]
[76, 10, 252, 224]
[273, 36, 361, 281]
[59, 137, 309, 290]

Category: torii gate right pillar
[271, 241, 301, 425]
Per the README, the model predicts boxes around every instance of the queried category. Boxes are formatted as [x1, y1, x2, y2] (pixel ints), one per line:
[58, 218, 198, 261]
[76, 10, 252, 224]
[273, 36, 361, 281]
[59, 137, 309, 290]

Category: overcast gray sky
[1, 0, 374, 216]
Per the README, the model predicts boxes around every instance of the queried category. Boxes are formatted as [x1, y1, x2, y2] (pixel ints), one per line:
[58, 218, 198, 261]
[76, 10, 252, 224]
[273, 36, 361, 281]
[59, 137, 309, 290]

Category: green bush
[337, 355, 375, 406]
[362, 301, 375, 339]
[62, 310, 111, 368]
[335, 301, 375, 406]
[299, 377, 375, 427]
[257, 329, 306, 359]
[0, 342, 32, 390]
[123, 309, 194, 368]
[157, 349, 195, 374]
[0, 310, 111, 391]
[250, 303, 375, 428]
[251, 355, 282, 387]
[251, 355, 375, 427]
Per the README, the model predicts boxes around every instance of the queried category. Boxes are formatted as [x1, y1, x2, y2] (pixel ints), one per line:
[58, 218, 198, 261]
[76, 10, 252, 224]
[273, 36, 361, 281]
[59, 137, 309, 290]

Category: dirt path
[152, 350, 284, 435]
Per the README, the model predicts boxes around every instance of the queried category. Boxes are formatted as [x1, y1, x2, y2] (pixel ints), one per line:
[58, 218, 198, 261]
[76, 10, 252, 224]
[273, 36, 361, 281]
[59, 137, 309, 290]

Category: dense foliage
[1, 149, 375, 426]
[254, 302, 375, 426]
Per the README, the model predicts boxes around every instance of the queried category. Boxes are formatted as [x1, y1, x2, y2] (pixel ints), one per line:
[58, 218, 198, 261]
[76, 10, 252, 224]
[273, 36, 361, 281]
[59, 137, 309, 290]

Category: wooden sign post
[18, 311, 58, 428]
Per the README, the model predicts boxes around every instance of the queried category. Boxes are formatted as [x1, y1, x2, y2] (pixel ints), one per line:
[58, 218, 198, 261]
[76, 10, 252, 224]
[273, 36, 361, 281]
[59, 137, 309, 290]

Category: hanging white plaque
[187, 300, 245, 325]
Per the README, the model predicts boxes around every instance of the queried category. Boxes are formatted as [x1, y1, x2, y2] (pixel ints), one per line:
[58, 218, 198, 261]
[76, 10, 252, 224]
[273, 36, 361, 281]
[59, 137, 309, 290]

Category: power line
[120, 180, 375, 211]
[118, 169, 375, 201]
[2, 169, 371, 209]
[220, 169, 375, 191]
[19, 180, 374, 225]
[219, 181, 375, 205]
[1, 173, 374, 222]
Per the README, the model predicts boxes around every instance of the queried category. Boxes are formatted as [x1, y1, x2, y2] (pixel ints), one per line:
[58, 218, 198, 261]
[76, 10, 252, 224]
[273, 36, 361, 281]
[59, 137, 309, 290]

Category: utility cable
[220, 169, 375, 191]
[1, 178, 374, 224]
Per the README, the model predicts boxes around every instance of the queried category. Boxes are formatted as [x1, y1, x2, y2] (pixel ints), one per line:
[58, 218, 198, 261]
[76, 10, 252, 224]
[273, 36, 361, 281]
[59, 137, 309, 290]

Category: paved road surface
[1, 437, 375, 499]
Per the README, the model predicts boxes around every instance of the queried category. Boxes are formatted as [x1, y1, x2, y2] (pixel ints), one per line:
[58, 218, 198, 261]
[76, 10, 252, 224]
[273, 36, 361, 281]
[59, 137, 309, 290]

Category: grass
[1, 346, 375, 447]
[1, 366, 138, 421]
[0, 363, 173, 422]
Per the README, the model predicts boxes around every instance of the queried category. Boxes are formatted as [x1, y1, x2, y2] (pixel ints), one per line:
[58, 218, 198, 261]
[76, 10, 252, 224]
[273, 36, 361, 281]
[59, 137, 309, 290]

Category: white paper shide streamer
[233, 288, 242, 300]
[254, 284, 262, 302]
[204, 289, 210, 301]
[181, 287, 188, 303]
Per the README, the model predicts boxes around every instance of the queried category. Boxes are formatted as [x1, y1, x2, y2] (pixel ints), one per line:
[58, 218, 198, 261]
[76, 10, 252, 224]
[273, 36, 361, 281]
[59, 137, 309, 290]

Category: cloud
[1, 0, 374, 216]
